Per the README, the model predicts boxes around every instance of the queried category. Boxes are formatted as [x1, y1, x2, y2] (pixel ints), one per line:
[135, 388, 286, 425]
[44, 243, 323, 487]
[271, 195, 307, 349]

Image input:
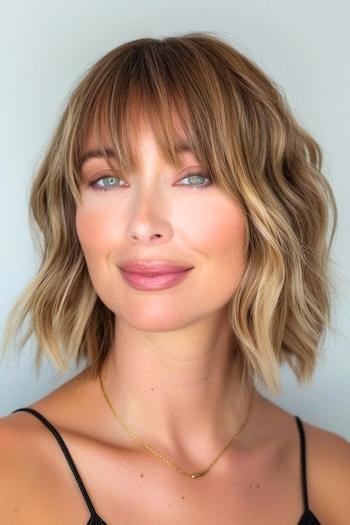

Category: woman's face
[76, 120, 248, 331]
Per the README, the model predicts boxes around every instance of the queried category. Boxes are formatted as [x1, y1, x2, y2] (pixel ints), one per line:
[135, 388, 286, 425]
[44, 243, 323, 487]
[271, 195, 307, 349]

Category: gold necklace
[99, 369, 255, 479]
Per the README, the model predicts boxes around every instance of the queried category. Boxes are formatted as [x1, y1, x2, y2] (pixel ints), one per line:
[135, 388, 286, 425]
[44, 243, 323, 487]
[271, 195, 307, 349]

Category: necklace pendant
[191, 471, 206, 479]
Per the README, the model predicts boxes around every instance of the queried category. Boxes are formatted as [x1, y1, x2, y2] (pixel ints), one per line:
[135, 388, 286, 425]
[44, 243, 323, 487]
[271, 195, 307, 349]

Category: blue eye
[89, 176, 124, 191]
[90, 171, 212, 191]
[180, 172, 212, 189]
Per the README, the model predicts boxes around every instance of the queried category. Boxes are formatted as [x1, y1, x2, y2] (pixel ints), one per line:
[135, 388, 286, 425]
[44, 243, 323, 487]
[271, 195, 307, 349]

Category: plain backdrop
[0, 0, 349, 439]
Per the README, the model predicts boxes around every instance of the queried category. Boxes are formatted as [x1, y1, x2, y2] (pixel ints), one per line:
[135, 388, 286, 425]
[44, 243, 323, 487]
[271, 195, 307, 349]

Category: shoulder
[0, 410, 51, 473]
[0, 413, 40, 522]
[303, 418, 350, 482]
[0, 408, 87, 524]
[303, 419, 350, 522]
[259, 395, 350, 523]
[0, 378, 89, 524]
[0, 411, 39, 463]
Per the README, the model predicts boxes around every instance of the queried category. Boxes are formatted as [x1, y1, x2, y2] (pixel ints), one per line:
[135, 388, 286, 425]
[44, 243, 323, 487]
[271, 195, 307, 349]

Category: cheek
[75, 205, 113, 257]
[75, 205, 116, 298]
[177, 196, 247, 260]
[177, 195, 248, 302]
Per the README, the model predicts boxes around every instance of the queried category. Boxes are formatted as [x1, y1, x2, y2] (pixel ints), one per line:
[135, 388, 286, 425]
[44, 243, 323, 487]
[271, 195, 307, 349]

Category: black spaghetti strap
[11, 407, 106, 523]
[295, 415, 309, 512]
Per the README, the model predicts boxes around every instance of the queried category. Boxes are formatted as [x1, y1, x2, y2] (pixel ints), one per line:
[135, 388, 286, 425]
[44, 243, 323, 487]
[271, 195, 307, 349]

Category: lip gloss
[119, 268, 193, 291]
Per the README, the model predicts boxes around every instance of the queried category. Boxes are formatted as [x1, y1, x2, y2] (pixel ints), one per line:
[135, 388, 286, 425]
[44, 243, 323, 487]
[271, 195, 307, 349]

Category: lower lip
[119, 268, 193, 290]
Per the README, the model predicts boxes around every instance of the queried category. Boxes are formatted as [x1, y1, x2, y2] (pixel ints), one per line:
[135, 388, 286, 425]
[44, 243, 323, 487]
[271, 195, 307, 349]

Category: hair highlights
[1, 32, 338, 394]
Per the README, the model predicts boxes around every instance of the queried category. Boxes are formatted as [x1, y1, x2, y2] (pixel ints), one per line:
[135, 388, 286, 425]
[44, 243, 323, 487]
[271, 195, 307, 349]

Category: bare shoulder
[303, 418, 350, 522]
[0, 404, 90, 525]
[0, 413, 40, 523]
[303, 417, 350, 483]
[0, 411, 36, 468]
[259, 395, 350, 523]
[0, 371, 92, 524]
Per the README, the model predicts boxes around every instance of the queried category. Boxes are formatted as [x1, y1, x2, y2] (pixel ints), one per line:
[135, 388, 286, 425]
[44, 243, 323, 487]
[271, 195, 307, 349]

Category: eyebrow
[78, 140, 193, 168]
[78, 148, 116, 167]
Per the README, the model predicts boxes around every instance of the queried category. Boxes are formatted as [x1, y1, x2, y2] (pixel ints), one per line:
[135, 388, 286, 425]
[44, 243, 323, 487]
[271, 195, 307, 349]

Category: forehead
[80, 115, 198, 170]
[84, 117, 189, 150]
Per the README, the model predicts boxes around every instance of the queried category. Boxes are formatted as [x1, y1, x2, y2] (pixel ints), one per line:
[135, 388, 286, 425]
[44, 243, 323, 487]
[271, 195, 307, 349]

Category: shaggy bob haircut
[2, 31, 338, 395]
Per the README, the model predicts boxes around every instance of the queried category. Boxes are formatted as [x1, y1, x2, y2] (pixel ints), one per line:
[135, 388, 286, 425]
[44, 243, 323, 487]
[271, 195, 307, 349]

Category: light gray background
[1, 1, 349, 439]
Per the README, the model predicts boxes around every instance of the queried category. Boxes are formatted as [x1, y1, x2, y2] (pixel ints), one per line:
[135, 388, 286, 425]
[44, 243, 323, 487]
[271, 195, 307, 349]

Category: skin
[75, 117, 253, 460]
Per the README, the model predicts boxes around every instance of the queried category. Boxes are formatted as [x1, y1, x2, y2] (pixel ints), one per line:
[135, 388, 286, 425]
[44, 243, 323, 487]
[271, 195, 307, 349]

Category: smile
[119, 268, 193, 291]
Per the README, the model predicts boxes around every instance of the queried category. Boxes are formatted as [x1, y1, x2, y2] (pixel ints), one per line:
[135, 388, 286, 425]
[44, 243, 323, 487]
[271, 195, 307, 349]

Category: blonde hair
[1, 31, 338, 395]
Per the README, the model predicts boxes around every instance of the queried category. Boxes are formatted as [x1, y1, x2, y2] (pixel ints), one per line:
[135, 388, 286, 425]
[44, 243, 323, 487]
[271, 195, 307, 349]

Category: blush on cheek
[75, 208, 113, 253]
[189, 200, 246, 249]
[208, 205, 247, 271]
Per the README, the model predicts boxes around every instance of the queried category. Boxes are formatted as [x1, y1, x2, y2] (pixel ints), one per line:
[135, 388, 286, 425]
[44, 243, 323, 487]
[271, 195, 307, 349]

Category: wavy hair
[1, 31, 338, 395]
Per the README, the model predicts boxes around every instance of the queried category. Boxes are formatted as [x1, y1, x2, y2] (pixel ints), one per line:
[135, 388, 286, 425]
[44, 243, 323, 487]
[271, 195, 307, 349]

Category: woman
[1, 32, 349, 524]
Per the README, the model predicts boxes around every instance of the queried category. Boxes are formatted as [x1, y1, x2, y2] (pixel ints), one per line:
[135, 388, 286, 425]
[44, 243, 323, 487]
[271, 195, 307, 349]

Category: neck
[97, 313, 255, 463]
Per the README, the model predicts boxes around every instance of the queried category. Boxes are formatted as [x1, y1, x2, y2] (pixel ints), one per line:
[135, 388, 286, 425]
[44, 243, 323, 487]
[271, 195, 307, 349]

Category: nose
[126, 186, 173, 245]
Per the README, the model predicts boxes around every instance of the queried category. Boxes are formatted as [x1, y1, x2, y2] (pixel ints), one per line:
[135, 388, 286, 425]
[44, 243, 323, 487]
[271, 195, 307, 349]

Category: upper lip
[119, 259, 193, 274]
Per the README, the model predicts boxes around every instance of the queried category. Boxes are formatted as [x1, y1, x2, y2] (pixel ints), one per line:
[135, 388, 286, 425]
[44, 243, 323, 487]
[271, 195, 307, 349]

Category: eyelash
[89, 171, 213, 192]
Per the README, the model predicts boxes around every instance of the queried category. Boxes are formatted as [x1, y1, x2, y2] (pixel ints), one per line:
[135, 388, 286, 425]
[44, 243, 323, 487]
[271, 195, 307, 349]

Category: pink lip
[119, 267, 193, 290]
[119, 261, 193, 274]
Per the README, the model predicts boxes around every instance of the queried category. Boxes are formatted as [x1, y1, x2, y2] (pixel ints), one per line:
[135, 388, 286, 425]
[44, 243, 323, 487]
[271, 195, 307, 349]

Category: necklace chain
[99, 369, 255, 479]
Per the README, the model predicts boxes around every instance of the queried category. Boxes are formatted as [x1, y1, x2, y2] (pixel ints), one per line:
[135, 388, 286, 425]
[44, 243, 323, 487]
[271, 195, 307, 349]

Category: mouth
[119, 267, 193, 291]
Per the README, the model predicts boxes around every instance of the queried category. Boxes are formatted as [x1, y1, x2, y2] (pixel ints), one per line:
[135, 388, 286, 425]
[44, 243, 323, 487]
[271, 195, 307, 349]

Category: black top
[10, 407, 321, 524]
